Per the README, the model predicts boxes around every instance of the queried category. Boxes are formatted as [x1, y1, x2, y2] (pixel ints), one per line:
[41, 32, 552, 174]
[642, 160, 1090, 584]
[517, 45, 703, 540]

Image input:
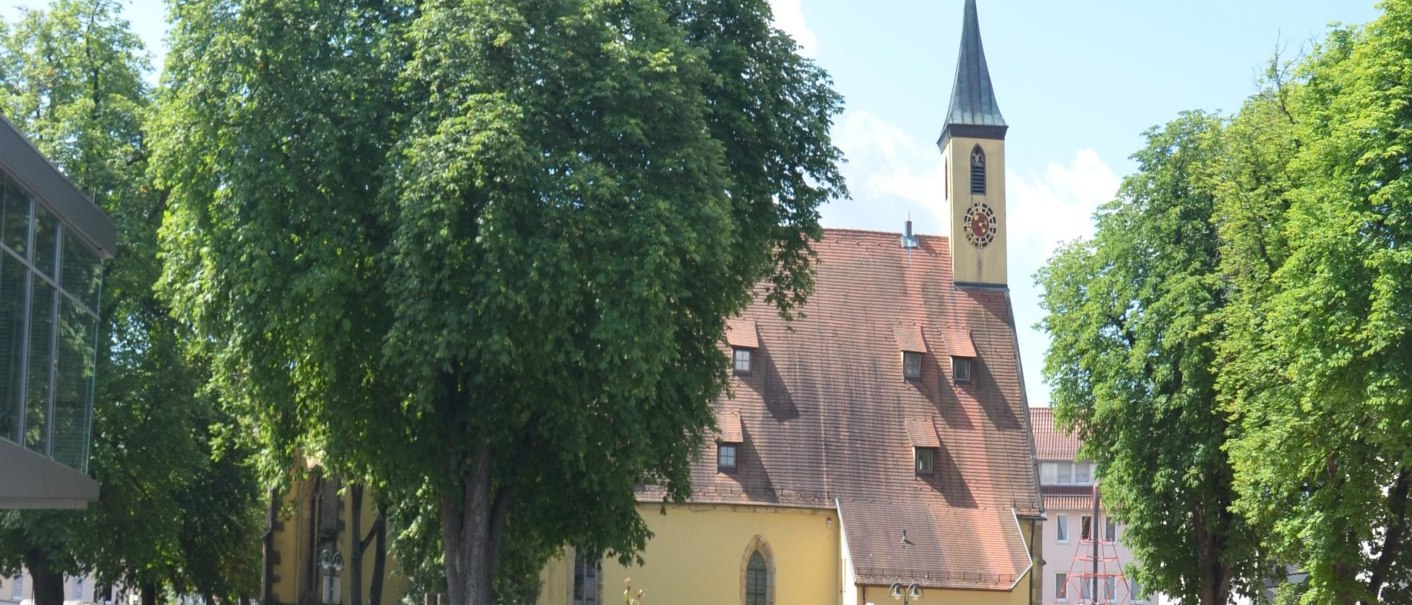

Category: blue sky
[1, 0, 1384, 406]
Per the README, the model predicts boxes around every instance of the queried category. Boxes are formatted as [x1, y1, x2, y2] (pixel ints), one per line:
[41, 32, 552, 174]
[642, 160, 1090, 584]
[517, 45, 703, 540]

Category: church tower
[940, 0, 1007, 287]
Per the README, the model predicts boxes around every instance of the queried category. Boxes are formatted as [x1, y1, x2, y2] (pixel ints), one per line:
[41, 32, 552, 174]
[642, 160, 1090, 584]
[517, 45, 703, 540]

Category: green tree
[1218, 5, 1412, 602]
[1038, 112, 1266, 605]
[0, 2, 263, 604]
[151, 0, 844, 603]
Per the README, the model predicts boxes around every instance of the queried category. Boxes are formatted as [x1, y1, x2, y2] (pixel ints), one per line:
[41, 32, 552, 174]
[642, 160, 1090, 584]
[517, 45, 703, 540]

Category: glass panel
[2, 178, 29, 257]
[25, 279, 54, 453]
[62, 232, 101, 311]
[0, 252, 25, 442]
[51, 298, 96, 470]
[1057, 461, 1073, 485]
[1057, 515, 1068, 541]
[32, 205, 57, 278]
[1040, 462, 1058, 485]
[1076, 461, 1092, 484]
[1056, 574, 1067, 600]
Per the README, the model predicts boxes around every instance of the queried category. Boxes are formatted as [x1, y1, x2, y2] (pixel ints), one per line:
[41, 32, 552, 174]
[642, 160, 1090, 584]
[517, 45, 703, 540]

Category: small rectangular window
[1132, 580, 1145, 603]
[1076, 461, 1092, 485]
[1081, 577, 1093, 602]
[573, 555, 599, 605]
[903, 351, 922, 379]
[733, 348, 751, 374]
[718, 443, 737, 471]
[1105, 577, 1116, 601]
[1057, 461, 1074, 485]
[1105, 518, 1117, 542]
[1040, 462, 1058, 485]
[915, 447, 935, 475]
[1057, 514, 1069, 542]
[13, 574, 22, 600]
[1055, 573, 1068, 602]
[952, 357, 972, 384]
[1081, 515, 1093, 541]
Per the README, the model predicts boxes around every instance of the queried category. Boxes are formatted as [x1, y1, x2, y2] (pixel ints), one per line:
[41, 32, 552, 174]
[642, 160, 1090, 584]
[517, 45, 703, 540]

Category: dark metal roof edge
[940, 0, 1007, 137]
[936, 123, 1009, 151]
[0, 113, 117, 259]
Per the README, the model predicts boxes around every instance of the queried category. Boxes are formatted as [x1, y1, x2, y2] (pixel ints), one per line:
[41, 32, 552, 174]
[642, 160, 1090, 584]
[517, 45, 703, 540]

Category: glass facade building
[0, 113, 115, 508]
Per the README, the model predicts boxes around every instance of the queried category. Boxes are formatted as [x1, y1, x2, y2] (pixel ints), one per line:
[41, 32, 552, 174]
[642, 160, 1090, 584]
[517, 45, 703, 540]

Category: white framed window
[1105, 577, 1116, 602]
[1132, 579, 1145, 603]
[1055, 573, 1068, 602]
[1081, 515, 1093, 541]
[572, 554, 599, 605]
[914, 448, 935, 475]
[1057, 461, 1074, 485]
[733, 348, 752, 374]
[13, 574, 22, 600]
[1105, 518, 1117, 542]
[903, 351, 923, 379]
[1076, 461, 1092, 484]
[718, 443, 738, 471]
[74, 577, 83, 600]
[1040, 462, 1059, 485]
[1081, 577, 1093, 602]
[1056, 514, 1069, 543]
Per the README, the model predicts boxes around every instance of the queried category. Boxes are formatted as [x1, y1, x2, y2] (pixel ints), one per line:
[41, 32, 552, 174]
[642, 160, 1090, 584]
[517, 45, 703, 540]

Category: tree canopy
[1042, 3, 1412, 604]
[151, 0, 845, 602]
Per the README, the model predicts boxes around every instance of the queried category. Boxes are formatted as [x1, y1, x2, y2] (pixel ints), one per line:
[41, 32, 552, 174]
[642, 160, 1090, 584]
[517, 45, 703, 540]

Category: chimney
[901, 213, 920, 249]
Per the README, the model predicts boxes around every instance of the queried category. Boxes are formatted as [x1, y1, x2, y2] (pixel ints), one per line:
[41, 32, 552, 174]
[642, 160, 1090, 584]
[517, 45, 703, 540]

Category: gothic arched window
[746, 552, 767, 605]
[740, 536, 774, 605]
[970, 144, 987, 195]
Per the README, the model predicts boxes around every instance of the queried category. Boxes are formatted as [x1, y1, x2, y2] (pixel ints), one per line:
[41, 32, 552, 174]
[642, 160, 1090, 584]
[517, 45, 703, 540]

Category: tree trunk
[140, 582, 158, 605]
[350, 484, 364, 605]
[368, 509, 387, 605]
[441, 447, 510, 605]
[24, 548, 65, 605]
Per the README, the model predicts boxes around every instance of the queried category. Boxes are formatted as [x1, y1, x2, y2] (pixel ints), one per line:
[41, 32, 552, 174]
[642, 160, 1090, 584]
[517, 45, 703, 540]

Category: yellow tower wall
[942, 136, 1008, 286]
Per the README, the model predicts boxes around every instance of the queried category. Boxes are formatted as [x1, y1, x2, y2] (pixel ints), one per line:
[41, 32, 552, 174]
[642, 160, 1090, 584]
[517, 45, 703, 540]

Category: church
[538, 1, 1044, 603]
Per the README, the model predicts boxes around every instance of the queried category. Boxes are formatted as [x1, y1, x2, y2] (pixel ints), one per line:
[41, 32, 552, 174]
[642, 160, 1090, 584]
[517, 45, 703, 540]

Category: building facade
[1029, 408, 1148, 605]
[0, 112, 115, 509]
[541, 2, 1044, 603]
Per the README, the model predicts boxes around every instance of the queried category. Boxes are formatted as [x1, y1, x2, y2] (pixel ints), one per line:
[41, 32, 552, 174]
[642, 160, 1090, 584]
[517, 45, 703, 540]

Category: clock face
[963, 202, 997, 248]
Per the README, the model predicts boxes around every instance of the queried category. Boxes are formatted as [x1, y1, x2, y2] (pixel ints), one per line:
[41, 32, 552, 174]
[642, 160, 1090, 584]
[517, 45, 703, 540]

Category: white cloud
[826, 109, 947, 233]
[1007, 148, 1120, 260]
[769, 0, 817, 57]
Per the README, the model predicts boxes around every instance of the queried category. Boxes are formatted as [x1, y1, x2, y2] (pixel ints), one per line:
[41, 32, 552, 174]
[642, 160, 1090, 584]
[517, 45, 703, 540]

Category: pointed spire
[938, 0, 1007, 149]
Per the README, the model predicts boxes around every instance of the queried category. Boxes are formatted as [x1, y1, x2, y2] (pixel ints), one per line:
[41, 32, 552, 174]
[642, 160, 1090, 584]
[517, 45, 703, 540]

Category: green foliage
[0, 0, 262, 601]
[1039, 112, 1267, 605]
[1217, 5, 1412, 603]
[153, 0, 844, 601]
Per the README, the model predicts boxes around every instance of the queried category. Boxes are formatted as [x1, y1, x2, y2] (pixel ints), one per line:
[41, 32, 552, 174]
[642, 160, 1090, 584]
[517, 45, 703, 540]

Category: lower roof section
[0, 438, 99, 509]
[837, 499, 1031, 591]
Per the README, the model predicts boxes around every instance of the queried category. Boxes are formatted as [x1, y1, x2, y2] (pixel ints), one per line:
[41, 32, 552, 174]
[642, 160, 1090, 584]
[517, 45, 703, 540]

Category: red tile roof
[640, 229, 1041, 591]
[1043, 495, 1096, 513]
[1029, 407, 1082, 461]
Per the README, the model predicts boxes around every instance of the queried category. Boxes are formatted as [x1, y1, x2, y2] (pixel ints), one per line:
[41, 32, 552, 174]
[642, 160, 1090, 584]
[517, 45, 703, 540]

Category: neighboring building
[0, 113, 116, 509]
[0, 572, 106, 605]
[1029, 408, 1146, 605]
[264, 466, 406, 605]
[541, 2, 1044, 603]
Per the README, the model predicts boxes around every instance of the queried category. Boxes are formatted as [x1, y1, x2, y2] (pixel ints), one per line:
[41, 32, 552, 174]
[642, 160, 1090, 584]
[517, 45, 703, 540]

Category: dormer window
[893, 325, 927, 380]
[905, 418, 940, 476]
[903, 351, 923, 379]
[970, 145, 986, 195]
[914, 447, 935, 475]
[725, 318, 759, 376]
[718, 443, 738, 471]
[717, 410, 743, 473]
[733, 348, 752, 375]
[945, 328, 976, 385]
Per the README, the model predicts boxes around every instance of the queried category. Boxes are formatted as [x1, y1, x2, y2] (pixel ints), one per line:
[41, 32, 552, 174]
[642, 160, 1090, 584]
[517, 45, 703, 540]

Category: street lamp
[319, 549, 344, 605]
[889, 582, 922, 604]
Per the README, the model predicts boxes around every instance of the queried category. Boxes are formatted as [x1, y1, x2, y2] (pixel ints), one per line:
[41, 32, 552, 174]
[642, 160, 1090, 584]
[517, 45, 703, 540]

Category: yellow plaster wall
[270, 475, 407, 605]
[564, 504, 843, 605]
[943, 136, 1008, 286]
